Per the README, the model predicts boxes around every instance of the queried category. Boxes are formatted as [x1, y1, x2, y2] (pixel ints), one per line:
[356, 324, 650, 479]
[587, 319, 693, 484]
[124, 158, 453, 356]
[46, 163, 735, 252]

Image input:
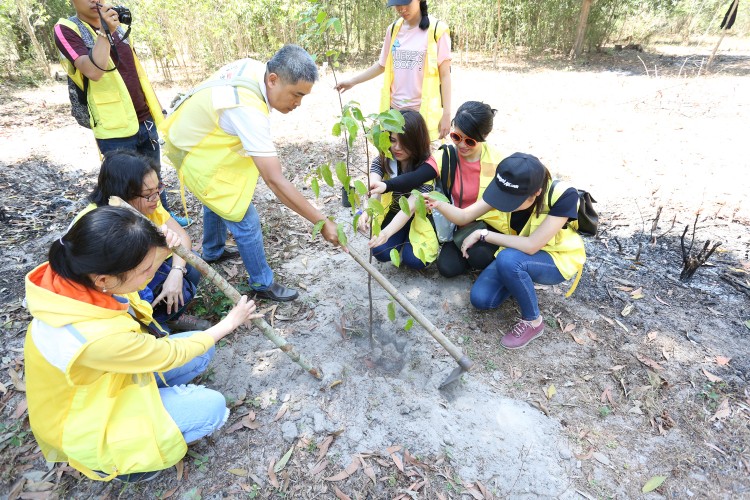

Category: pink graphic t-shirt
[378, 20, 451, 110]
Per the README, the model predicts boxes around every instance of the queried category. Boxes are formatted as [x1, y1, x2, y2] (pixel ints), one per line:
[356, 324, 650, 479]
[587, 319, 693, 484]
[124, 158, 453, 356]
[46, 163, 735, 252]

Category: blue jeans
[470, 248, 565, 320]
[157, 332, 227, 443]
[202, 204, 274, 290]
[371, 217, 429, 270]
[148, 256, 202, 326]
[96, 119, 169, 209]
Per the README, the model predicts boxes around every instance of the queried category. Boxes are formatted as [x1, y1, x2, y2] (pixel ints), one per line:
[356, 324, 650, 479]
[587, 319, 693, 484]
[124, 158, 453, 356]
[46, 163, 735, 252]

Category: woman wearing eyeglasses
[335, 0, 451, 141]
[433, 101, 507, 278]
[77, 150, 207, 332]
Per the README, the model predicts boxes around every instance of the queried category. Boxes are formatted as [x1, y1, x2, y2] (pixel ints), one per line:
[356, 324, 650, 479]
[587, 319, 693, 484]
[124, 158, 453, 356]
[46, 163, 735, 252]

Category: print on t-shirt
[391, 40, 425, 71]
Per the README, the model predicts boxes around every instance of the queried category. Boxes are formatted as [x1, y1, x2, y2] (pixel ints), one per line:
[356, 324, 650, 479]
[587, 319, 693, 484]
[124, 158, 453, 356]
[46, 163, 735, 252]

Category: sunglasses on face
[449, 131, 479, 148]
[137, 182, 165, 203]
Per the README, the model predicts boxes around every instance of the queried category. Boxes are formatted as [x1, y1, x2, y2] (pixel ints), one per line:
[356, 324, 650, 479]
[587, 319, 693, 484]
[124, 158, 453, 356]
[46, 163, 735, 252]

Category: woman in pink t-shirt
[335, 0, 452, 140]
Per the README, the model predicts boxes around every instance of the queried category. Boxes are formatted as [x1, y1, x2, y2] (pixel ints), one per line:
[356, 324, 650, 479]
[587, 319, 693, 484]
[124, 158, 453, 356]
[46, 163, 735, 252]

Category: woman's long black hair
[419, 1, 430, 30]
[49, 206, 166, 289]
[379, 109, 431, 174]
[89, 150, 157, 206]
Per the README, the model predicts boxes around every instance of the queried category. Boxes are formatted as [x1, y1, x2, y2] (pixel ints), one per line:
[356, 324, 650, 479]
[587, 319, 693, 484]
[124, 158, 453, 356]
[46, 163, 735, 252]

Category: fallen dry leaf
[586, 330, 598, 341]
[715, 356, 732, 366]
[387, 446, 404, 473]
[359, 456, 376, 485]
[332, 485, 351, 500]
[635, 353, 663, 371]
[710, 399, 731, 421]
[324, 458, 360, 481]
[562, 323, 575, 333]
[317, 435, 334, 462]
[8, 368, 25, 392]
[654, 294, 669, 305]
[621, 303, 634, 317]
[160, 487, 178, 499]
[601, 387, 615, 405]
[273, 404, 288, 422]
[268, 458, 280, 488]
[570, 333, 586, 345]
[11, 398, 27, 420]
[610, 365, 625, 371]
[175, 460, 184, 480]
[599, 314, 614, 326]
[228, 468, 248, 477]
[702, 368, 723, 383]
[310, 459, 328, 475]
[546, 384, 557, 400]
[575, 448, 594, 460]
[630, 287, 644, 299]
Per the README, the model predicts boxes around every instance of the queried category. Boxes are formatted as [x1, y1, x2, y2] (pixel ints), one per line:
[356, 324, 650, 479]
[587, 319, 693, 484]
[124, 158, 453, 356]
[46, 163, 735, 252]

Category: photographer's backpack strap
[168, 76, 263, 115]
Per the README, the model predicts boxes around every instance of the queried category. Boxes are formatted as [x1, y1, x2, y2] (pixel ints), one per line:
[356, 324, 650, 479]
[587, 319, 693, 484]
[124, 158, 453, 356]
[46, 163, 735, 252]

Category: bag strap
[547, 179, 560, 208]
[438, 144, 459, 202]
[169, 76, 264, 114]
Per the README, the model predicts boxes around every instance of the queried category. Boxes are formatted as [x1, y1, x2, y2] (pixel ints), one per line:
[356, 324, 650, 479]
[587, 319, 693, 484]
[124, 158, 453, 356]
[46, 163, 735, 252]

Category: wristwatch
[479, 229, 489, 242]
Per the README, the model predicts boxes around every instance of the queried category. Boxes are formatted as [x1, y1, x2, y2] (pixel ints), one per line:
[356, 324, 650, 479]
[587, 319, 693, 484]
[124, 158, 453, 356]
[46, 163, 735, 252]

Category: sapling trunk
[108, 196, 323, 379]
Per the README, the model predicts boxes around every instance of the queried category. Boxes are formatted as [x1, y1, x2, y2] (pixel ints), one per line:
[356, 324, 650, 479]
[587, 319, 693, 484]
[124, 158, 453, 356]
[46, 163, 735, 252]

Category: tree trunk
[493, 0, 502, 67]
[570, 0, 594, 59]
[15, 0, 50, 79]
[708, 0, 739, 67]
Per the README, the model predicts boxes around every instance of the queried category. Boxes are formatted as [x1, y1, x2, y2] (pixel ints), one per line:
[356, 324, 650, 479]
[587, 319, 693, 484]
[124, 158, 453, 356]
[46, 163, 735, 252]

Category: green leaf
[354, 180, 368, 195]
[315, 10, 326, 24]
[320, 163, 334, 187]
[425, 191, 450, 203]
[332, 122, 342, 136]
[387, 301, 396, 321]
[347, 190, 358, 212]
[414, 193, 426, 219]
[399, 196, 411, 217]
[368, 198, 385, 216]
[404, 318, 414, 331]
[325, 49, 338, 58]
[389, 248, 401, 267]
[335, 161, 350, 188]
[745, 319, 750, 330]
[352, 213, 361, 232]
[333, 18, 343, 34]
[371, 217, 382, 236]
[311, 177, 320, 198]
[336, 223, 348, 246]
[311, 219, 326, 240]
[642, 476, 667, 493]
[378, 131, 392, 155]
[351, 106, 364, 122]
[274, 445, 295, 473]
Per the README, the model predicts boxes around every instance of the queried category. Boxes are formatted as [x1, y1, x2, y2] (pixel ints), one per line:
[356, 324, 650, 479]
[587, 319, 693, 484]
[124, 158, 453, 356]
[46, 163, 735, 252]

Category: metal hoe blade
[438, 355, 474, 389]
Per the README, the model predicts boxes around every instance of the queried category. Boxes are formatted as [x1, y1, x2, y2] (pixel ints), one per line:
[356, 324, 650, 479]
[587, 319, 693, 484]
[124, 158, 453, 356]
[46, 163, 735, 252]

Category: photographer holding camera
[54, 0, 188, 226]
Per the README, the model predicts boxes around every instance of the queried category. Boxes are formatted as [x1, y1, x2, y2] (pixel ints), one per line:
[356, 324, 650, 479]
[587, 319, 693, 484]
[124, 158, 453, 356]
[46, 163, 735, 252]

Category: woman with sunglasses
[433, 101, 507, 278]
[78, 150, 207, 332]
[426, 153, 586, 350]
[25, 206, 260, 482]
[335, 0, 452, 141]
[360, 110, 439, 269]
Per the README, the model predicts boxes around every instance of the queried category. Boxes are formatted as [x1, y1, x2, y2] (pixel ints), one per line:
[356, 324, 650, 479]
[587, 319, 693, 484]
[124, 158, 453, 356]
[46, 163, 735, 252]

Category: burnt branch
[679, 218, 722, 281]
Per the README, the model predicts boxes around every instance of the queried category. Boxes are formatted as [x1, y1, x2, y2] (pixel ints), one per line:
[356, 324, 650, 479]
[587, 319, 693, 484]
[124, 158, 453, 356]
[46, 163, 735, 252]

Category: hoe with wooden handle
[346, 246, 474, 388]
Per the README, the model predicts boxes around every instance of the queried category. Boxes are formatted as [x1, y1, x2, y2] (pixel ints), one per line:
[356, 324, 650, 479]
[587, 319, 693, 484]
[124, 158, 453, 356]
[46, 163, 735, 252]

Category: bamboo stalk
[346, 247, 474, 372]
[108, 197, 323, 379]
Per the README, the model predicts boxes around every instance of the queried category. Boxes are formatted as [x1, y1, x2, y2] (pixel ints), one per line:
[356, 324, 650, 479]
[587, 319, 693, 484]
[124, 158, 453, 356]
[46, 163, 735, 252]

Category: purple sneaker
[500, 319, 545, 350]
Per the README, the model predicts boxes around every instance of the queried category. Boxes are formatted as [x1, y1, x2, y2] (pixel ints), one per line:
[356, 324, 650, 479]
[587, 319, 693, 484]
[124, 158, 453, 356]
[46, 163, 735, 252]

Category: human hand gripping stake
[152, 225, 184, 314]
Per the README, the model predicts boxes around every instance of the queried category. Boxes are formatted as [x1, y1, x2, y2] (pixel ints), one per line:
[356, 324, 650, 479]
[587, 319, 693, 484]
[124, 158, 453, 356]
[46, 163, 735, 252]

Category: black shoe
[115, 470, 162, 483]
[254, 282, 299, 302]
[203, 246, 240, 264]
[167, 314, 212, 332]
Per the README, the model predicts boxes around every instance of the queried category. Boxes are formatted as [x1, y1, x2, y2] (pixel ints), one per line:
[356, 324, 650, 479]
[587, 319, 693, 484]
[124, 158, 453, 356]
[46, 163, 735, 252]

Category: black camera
[111, 6, 132, 25]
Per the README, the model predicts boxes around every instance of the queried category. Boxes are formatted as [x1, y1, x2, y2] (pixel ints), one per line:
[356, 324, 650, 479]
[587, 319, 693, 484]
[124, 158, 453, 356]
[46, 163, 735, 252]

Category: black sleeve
[370, 156, 385, 177]
[549, 187, 579, 219]
[383, 162, 438, 193]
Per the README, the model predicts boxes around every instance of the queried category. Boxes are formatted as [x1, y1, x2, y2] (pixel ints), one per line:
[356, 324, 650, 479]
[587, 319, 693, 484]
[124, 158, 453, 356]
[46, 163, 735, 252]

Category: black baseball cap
[482, 153, 545, 212]
[387, 0, 412, 6]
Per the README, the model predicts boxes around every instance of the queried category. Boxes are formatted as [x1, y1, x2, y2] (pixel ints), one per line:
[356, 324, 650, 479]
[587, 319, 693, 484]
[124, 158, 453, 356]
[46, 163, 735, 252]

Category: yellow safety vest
[380, 17, 448, 142]
[56, 18, 163, 139]
[376, 159, 439, 265]
[435, 143, 509, 232]
[24, 265, 183, 481]
[159, 61, 267, 222]
[495, 180, 587, 295]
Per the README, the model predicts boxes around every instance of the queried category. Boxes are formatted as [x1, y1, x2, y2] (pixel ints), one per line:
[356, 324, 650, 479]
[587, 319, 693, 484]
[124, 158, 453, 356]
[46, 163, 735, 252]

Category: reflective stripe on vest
[380, 17, 448, 142]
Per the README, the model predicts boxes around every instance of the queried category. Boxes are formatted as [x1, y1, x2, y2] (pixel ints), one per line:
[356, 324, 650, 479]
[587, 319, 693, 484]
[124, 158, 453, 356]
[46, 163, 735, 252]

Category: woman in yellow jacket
[24, 207, 259, 482]
[335, 0, 452, 141]
[426, 153, 586, 350]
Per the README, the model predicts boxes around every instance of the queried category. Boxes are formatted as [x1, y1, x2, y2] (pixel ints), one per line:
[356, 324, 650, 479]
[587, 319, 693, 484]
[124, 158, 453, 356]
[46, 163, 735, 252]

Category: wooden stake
[108, 197, 323, 379]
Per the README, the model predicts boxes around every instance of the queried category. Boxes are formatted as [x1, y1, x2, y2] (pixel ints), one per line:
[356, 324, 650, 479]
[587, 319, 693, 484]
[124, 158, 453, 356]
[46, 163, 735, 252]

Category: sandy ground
[1, 41, 749, 499]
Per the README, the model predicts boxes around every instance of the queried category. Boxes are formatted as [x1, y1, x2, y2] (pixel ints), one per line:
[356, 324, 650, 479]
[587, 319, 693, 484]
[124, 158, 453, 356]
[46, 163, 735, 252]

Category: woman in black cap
[425, 153, 586, 350]
[335, 0, 452, 142]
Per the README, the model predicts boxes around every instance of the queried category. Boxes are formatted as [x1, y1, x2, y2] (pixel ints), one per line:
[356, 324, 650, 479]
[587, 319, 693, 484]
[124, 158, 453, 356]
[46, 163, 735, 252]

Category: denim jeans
[470, 248, 565, 320]
[149, 256, 202, 326]
[202, 204, 274, 290]
[156, 332, 228, 443]
[371, 217, 429, 270]
[96, 119, 169, 209]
